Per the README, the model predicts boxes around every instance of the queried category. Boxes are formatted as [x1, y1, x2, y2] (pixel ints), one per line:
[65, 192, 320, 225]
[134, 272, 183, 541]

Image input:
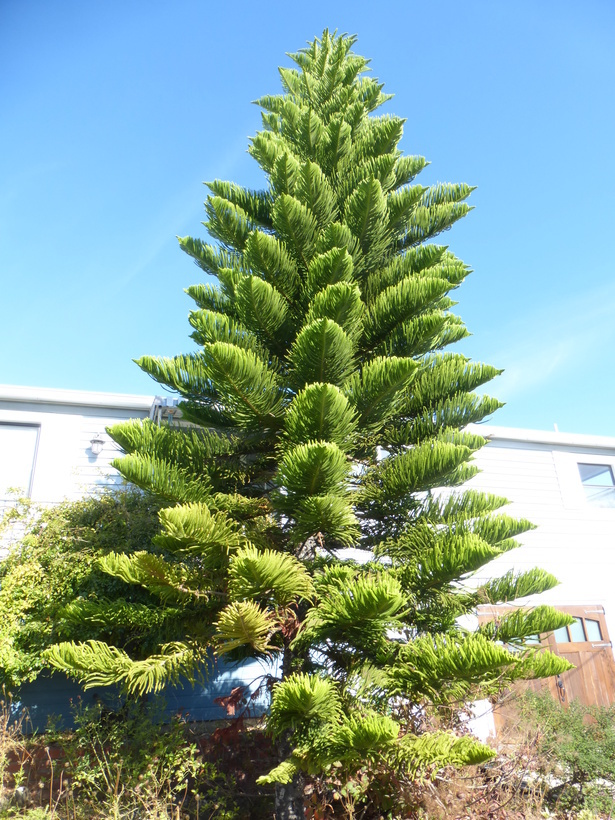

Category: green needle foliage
[46, 31, 572, 818]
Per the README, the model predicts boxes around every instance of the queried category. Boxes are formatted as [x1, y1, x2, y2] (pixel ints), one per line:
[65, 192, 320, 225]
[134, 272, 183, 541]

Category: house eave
[468, 423, 615, 451]
[0, 384, 154, 412]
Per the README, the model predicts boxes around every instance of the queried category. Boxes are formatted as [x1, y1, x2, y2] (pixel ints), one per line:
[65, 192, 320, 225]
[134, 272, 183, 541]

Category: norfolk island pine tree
[47, 31, 573, 819]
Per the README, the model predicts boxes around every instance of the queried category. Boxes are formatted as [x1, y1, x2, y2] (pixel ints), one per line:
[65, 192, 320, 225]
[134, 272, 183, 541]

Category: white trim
[0, 394, 611, 447]
[468, 424, 615, 451]
[0, 385, 154, 412]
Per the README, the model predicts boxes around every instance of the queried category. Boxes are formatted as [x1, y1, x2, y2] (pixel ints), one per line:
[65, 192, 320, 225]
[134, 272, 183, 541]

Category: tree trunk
[274, 773, 305, 820]
[274, 642, 306, 819]
[273, 733, 305, 820]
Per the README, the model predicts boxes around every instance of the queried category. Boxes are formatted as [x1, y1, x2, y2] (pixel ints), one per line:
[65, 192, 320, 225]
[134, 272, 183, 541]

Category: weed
[0, 697, 240, 819]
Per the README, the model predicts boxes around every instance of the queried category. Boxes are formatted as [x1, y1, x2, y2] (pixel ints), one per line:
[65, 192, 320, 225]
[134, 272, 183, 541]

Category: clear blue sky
[2, 1, 614, 435]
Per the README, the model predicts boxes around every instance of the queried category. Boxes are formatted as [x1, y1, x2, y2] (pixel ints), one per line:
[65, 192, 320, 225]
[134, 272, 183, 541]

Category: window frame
[577, 462, 615, 507]
[545, 605, 612, 653]
[0, 421, 41, 500]
[477, 604, 612, 654]
[553, 450, 615, 510]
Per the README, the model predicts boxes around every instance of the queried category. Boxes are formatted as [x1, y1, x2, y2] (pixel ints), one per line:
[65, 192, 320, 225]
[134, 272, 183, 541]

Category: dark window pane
[585, 619, 602, 641]
[568, 617, 586, 642]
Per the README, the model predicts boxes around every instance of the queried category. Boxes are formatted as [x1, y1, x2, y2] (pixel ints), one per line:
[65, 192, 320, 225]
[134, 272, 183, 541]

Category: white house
[466, 424, 615, 714]
[0, 384, 157, 512]
[468, 424, 615, 635]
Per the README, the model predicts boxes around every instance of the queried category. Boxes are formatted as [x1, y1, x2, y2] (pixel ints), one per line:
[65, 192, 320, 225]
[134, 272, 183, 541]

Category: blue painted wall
[10, 658, 272, 732]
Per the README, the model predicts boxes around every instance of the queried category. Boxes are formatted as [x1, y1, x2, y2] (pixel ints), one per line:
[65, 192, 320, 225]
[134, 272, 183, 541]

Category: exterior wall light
[90, 434, 105, 456]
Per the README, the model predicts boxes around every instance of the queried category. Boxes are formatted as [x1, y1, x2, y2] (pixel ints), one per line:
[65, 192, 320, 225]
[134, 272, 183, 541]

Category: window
[578, 463, 615, 508]
[585, 619, 603, 641]
[554, 615, 603, 644]
[0, 424, 40, 501]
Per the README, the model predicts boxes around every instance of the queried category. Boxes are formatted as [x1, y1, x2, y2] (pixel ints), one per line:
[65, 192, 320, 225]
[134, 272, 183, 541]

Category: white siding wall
[466, 426, 615, 643]
[0, 388, 154, 554]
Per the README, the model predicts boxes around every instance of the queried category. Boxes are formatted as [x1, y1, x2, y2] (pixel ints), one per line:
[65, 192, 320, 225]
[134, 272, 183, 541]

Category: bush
[52, 699, 238, 819]
[0, 697, 240, 819]
[0, 490, 162, 690]
[520, 690, 615, 815]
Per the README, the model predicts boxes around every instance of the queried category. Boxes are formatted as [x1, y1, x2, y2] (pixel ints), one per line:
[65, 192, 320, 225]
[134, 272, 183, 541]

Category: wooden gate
[536, 605, 615, 708]
[478, 604, 615, 733]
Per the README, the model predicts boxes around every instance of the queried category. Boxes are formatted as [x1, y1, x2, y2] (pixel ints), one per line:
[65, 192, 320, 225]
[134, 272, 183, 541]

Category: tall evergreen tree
[48, 31, 572, 819]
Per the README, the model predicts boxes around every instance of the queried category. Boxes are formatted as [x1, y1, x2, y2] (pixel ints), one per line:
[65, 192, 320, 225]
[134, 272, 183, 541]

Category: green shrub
[0, 490, 162, 690]
[52, 699, 238, 819]
[0, 697, 239, 819]
[521, 690, 615, 815]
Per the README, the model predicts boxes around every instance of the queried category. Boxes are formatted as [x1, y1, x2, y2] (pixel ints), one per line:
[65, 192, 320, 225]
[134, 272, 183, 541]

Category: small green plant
[0, 723, 43, 818]
[0, 695, 240, 819]
[520, 691, 615, 816]
[0, 695, 32, 811]
[52, 698, 239, 819]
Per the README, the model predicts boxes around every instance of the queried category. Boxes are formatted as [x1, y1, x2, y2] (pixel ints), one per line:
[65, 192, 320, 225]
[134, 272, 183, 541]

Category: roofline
[469, 424, 615, 450]
[0, 387, 613, 447]
[0, 384, 154, 411]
